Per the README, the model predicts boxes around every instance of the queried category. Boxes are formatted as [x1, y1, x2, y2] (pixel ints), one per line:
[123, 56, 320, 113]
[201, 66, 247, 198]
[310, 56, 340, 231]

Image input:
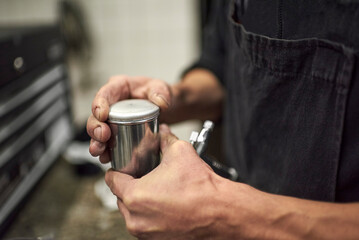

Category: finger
[99, 148, 111, 163]
[92, 75, 131, 121]
[129, 77, 171, 112]
[87, 114, 111, 142]
[159, 124, 179, 154]
[105, 169, 134, 200]
[117, 198, 131, 220]
[146, 80, 171, 111]
[89, 139, 106, 156]
[159, 123, 171, 134]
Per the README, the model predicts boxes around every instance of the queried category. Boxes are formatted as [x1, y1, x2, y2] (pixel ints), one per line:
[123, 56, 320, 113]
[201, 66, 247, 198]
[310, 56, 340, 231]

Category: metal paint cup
[107, 99, 160, 177]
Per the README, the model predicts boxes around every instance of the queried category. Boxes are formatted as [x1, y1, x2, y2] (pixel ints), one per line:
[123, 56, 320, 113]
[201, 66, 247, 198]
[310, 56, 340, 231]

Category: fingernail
[94, 127, 102, 140]
[95, 107, 100, 119]
[155, 94, 170, 108]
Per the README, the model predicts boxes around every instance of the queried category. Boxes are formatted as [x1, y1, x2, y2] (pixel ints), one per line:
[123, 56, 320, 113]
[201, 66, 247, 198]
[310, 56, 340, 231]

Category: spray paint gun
[190, 121, 238, 181]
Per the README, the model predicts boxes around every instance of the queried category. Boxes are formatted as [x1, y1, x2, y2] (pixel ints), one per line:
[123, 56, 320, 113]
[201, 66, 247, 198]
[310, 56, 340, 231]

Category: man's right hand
[86, 75, 173, 163]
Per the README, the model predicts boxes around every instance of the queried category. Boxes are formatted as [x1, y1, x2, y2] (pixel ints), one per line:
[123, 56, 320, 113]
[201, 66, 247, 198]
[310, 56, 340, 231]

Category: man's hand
[104, 124, 359, 239]
[105, 124, 221, 239]
[86, 75, 172, 163]
[87, 69, 225, 164]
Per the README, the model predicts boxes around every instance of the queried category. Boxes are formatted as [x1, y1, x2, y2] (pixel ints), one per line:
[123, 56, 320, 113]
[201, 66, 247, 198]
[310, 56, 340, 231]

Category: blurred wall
[0, 0, 201, 140]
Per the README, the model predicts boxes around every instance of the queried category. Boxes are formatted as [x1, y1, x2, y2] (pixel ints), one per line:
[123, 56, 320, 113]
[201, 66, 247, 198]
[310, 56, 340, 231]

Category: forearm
[211, 176, 359, 239]
[273, 194, 359, 239]
[162, 68, 225, 123]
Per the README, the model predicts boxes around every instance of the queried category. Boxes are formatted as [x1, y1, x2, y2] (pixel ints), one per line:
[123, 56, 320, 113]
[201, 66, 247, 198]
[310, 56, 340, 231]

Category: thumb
[147, 80, 172, 112]
[159, 124, 178, 154]
[105, 169, 134, 200]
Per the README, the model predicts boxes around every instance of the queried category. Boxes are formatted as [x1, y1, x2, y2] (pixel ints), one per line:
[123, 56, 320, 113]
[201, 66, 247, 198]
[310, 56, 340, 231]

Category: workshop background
[0, 0, 203, 239]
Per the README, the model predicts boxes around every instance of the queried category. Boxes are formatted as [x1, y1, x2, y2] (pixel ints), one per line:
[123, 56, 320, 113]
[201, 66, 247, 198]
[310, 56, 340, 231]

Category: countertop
[2, 158, 135, 240]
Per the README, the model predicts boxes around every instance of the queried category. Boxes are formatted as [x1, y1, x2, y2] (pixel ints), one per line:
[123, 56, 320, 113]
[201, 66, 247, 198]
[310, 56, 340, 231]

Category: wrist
[209, 176, 286, 239]
[195, 173, 250, 239]
[169, 69, 225, 122]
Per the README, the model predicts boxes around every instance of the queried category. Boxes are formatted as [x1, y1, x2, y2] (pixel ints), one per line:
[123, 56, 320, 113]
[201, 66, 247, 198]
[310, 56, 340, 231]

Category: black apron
[193, 0, 359, 202]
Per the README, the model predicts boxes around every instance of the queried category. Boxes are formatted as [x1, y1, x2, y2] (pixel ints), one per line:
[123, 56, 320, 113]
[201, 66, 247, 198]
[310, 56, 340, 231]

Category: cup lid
[108, 99, 160, 124]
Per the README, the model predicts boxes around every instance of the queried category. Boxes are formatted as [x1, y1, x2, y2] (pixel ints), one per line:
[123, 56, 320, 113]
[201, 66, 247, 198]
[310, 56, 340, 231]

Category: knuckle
[99, 123, 111, 141]
[126, 220, 142, 237]
[123, 190, 141, 209]
[86, 119, 93, 135]
[172, 140, 191, 152]
[126, 220, 152, 239]
[108, 75, 128, 83]
[96, 84, 108, 96]
[153, 79, 168, 91]
[86, 118, 97, 133]
[122, 185, 149, 211]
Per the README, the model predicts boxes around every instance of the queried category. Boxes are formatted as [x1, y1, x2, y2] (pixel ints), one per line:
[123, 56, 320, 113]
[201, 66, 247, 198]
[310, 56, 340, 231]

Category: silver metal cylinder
[107, 99, 160, 177]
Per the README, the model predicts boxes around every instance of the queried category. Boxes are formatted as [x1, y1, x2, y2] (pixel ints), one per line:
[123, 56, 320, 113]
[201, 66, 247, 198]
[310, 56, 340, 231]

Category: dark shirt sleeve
[183, 0, 228, 83]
